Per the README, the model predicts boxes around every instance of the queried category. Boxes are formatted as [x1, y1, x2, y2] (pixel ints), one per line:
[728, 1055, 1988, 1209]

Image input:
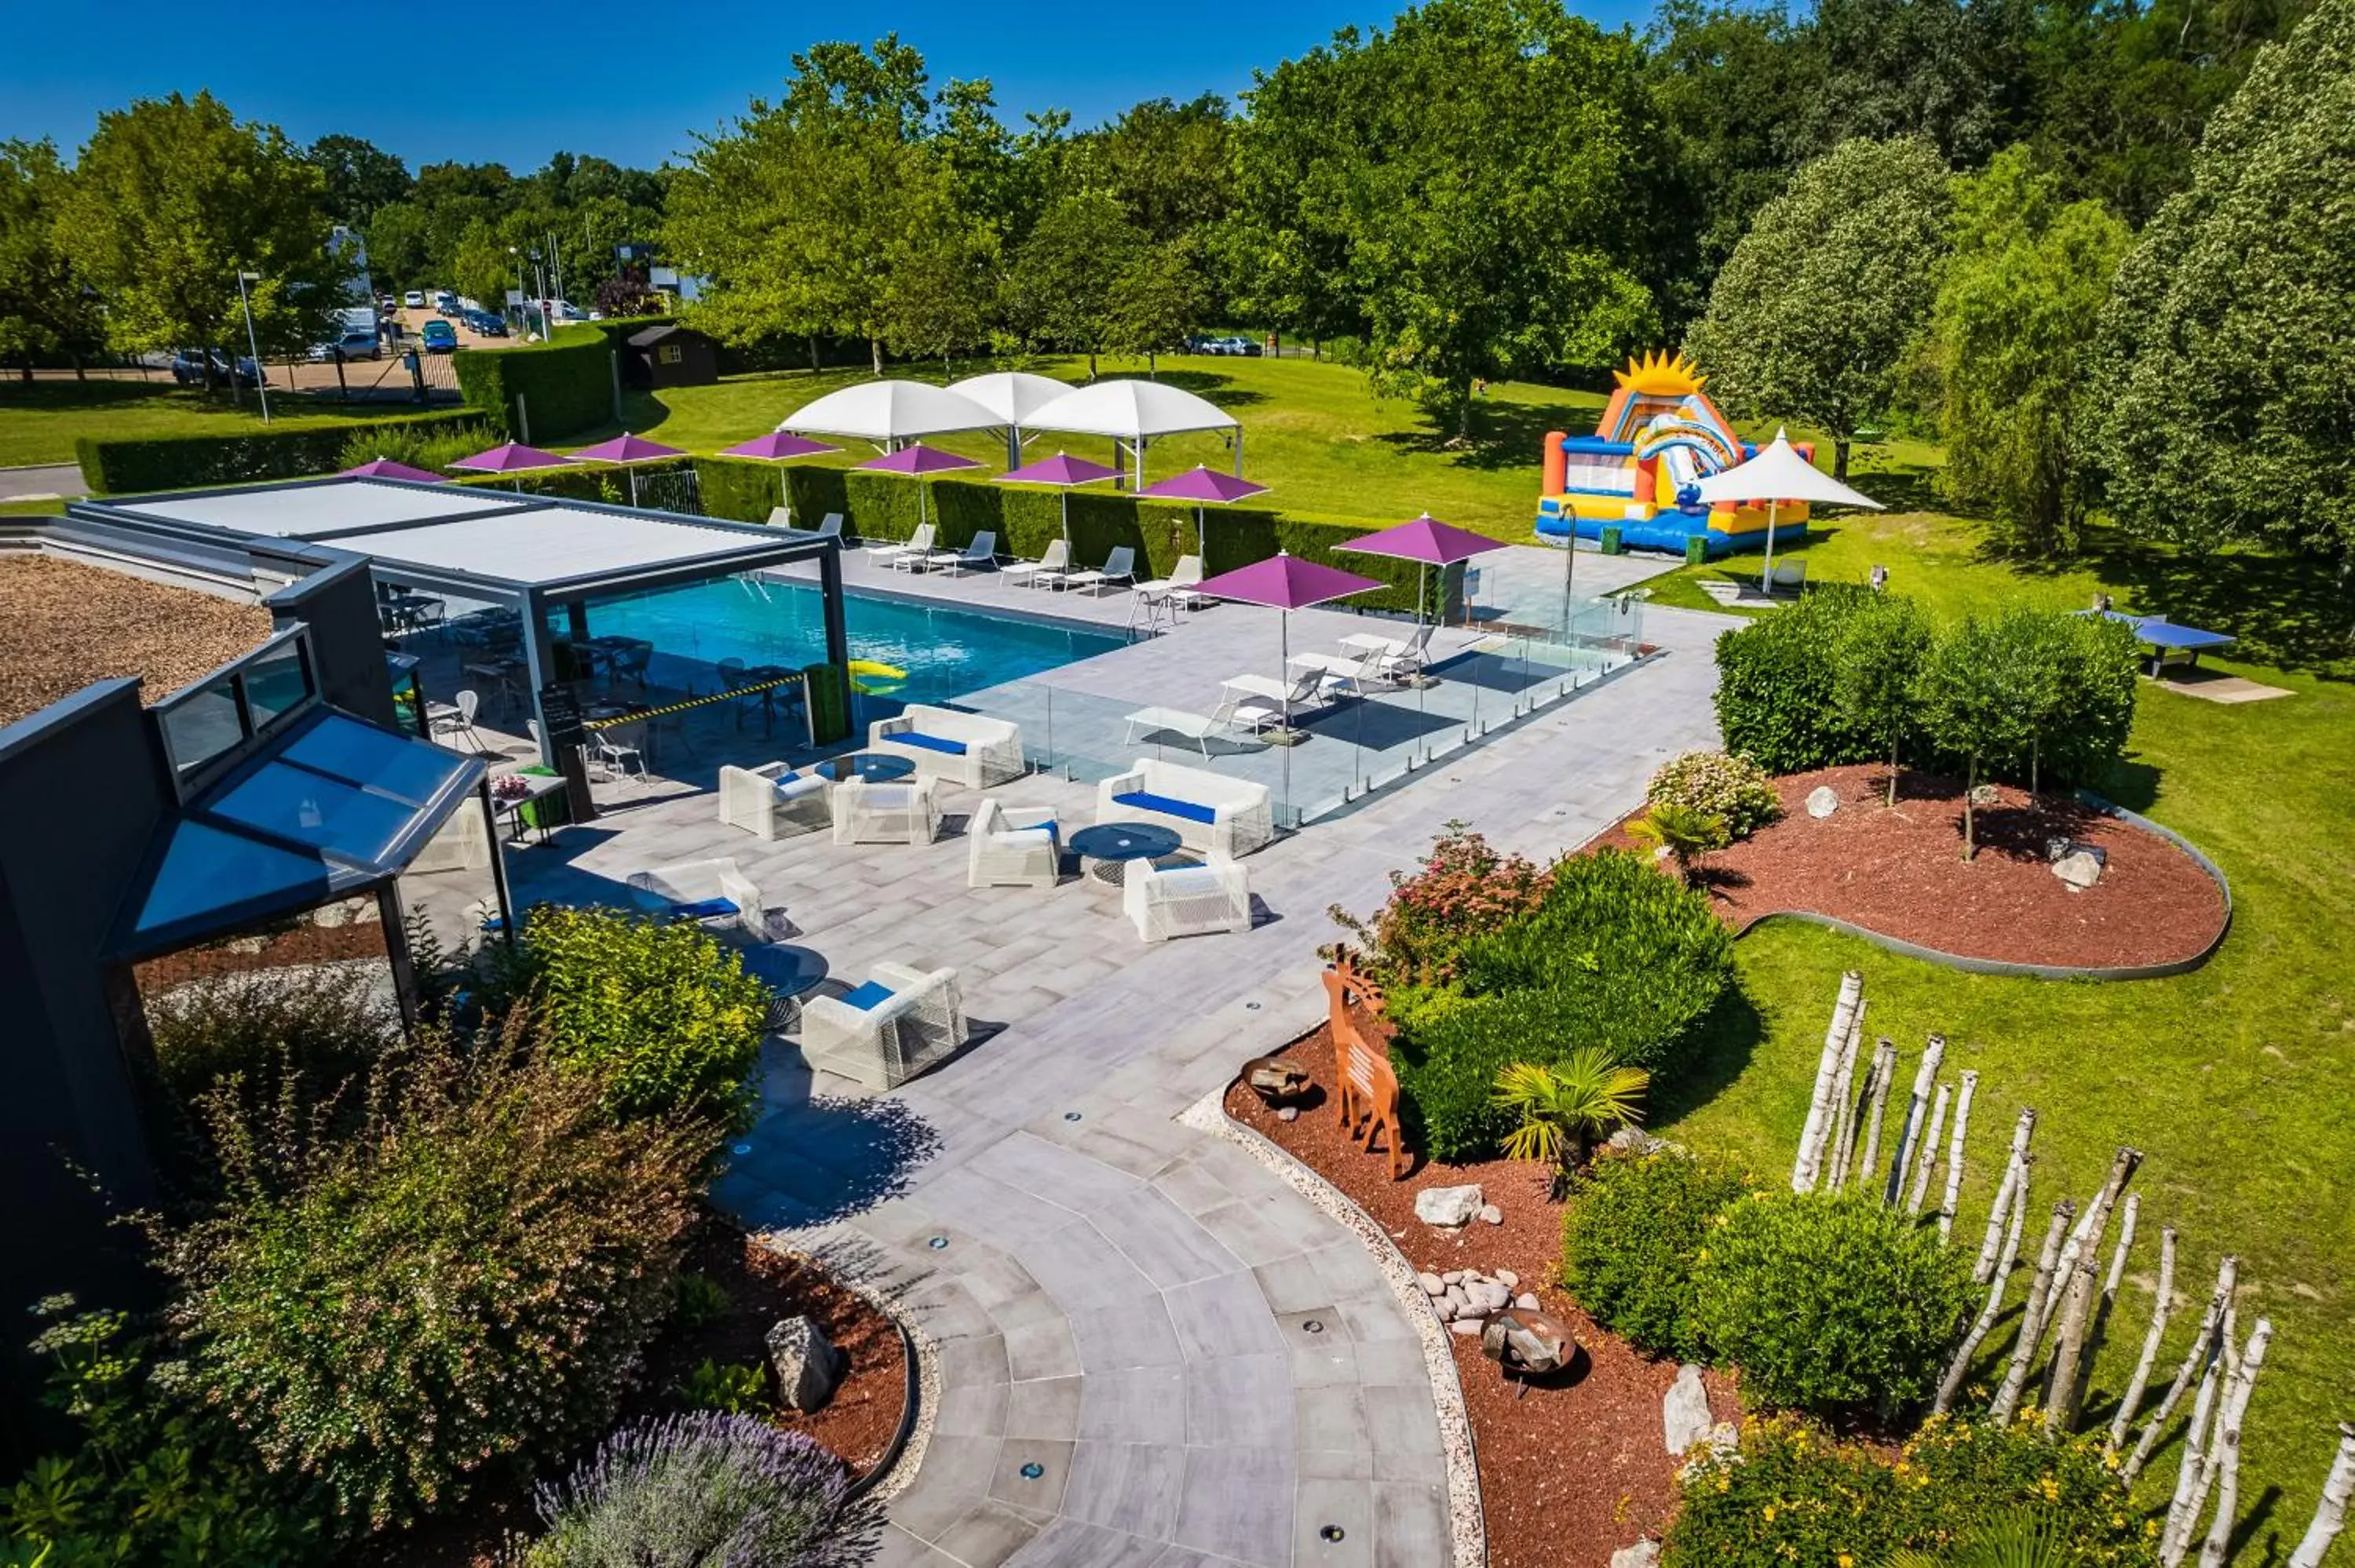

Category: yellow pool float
[848, 658, 907, 695]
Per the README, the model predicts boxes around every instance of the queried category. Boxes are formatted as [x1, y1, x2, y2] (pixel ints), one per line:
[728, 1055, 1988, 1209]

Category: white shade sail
[778, 380, 999, 443]
[1693, 429, 1883, 509]
[947, 371, 1074, 427]
[1021, 378, 1239, 439]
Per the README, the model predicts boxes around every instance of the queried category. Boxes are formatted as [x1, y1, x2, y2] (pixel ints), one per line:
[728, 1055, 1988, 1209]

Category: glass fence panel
[241, 639, 313, 731]
[159, 673, 246, 778]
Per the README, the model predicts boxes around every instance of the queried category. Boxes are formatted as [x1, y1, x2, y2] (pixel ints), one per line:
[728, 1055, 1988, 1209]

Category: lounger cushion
[669, 897, 739, 922]
[894, 731, 969, 757]
[995, 827, 1057, 854]
[1114, 789, 1218, 825]
[840, 981, 896, 1011]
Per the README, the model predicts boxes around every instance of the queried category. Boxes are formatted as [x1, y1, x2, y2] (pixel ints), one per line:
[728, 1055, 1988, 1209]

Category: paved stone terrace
[495, 592, 1734, 1568]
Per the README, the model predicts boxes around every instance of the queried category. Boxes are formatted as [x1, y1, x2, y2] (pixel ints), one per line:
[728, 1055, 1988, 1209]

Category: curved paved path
[688, 607, 1735, 1566]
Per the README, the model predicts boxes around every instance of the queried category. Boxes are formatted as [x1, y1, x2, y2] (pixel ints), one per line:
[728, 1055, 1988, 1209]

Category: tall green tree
[1685, 136, 1952, 477]
[306, 133, 411, 224]
[360, 200, 432, 291]
[0, 138, 103, 378]
[2091, 0, 2355, 573]
[1924, 145, 2130, 557]
[1005, 190, 1142, 377]
[57, 93, 342, 379]
[1104, 237, 1210, 374]
[1912, 615, 2034, 857]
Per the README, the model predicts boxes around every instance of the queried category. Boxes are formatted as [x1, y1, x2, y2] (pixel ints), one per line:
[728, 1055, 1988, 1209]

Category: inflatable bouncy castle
[1535, 352, 1810, 558]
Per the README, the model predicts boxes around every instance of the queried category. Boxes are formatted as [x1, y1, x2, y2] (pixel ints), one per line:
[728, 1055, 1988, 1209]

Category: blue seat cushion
[840, 980, 896, 1011]
[895, 731, 968, 757]
[669, 897, 739, 921]
[1114, 789, 1217, 826]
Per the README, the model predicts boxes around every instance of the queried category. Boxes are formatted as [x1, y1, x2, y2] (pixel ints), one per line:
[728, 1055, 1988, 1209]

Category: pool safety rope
[579, 674, 805, 729]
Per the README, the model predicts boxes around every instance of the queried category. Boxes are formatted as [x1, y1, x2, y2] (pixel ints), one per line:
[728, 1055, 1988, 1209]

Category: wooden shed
[626, 323, 719, 388]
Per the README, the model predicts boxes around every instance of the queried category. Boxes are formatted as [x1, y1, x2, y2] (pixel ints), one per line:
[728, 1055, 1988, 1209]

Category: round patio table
[736, 943, 829, 1031]
[1069, 822, 1187, 886]
[814, 752, 915, 784]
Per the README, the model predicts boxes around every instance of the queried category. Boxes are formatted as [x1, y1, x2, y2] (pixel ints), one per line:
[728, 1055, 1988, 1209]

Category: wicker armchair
[719, 761, 831, 841]
[625, 859, 768, 940]
[831, 775, 943, 847]
[867, 705, 1024, 790]
[800, 962, 966, 1091]
[1124, 858, 1254, 942]
[967, 798, 1060, 889]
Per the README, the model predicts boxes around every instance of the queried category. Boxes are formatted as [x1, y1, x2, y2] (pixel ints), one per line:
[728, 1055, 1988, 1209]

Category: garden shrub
[152, 1018, 703, 1533]
[1689, 1190, 1974, 1418]
[75, 409, 476, 494]
[675, 1360, 769, 1416]
[493, 904, 769, 1134]
[1645, 749, 1782, 838]
[144, 965, 398, 1145]
[1664, 1413, 2157, 1567]
[1389, 851, 1732, 1159]
[1711, 586, 1880, 773]
[1557, 1150, 1748, 1359]
[673, 1273, 731, 1334]
[1328, 822, 1549, 986]
[524, 1412, 880, 1568]
[334, 418, 500, 477]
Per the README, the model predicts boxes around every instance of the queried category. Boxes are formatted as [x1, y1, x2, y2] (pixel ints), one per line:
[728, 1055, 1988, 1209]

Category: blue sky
[5, 0, 1655, 171]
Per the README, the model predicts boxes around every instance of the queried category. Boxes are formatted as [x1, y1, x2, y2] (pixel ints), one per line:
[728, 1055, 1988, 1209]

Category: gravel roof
[0, 555, 276, 731]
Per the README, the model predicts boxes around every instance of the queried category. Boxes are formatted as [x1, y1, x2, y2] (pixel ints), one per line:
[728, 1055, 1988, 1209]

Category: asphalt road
[0, 463, 83, 503]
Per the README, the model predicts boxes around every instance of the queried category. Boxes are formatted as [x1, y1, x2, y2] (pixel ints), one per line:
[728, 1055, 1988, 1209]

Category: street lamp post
[235, 270, 271, 424]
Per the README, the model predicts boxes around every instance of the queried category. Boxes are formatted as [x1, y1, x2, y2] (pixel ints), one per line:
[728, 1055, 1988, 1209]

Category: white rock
[1516, 1293, 1539, 1311]
[1704, 1420, 1740, 1458]
[1611, 1542, 1661, 1568]
[2052, 849, 2104, 890]
[1417, 1271, 1446, 1297]
[1441, 1270, 1465, 1285]
[1496, 1270, 1519, 1289]
[1449, 1318, 1483, 1336]
[1415, 1185, 1485, 1227]
[1473, 1282, 1513, 1315]
[1478, 1204, 1505, 1226]
[1663, 1362, 1714, 1456]
[767, 1315, 845, 1413]
[1805, 784, 1840, 819]
[1276, 1106, 1298, 1121]
[1443, 1285, 1471, 1318]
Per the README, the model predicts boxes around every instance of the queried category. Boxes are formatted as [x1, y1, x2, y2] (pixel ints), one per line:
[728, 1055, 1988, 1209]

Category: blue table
[1069, 822, 1187, 886]
[738, 943, 830, 1030]
[815, 752, 915, 784]
[2090, 610, 2236, 676]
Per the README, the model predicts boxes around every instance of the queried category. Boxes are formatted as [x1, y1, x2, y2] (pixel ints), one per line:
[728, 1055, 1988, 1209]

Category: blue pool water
[580, 577, 1125, 706]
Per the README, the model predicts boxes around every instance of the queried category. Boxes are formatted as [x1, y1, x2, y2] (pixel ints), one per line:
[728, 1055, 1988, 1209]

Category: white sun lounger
[1002, 539, 1070, 590]
[1338, 623, 1437, 680]
[1213, 669, 1336, 733]
[1123, 706, 1222, 757]
[1062, 545, 1136, 596]
[869, 523, 936, 567]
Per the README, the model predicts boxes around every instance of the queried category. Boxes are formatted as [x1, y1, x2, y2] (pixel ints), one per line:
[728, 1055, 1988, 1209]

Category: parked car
[463, 310, 508, 337]
[403, 290, 426, 308]
[309, 329, 382, 363]
[420, 319, 458, 353]
[1186, 334, 1261, 357]
[552, 300, 590, 322]
[433, 291, 459, 315]
[170, 349, 264, 387]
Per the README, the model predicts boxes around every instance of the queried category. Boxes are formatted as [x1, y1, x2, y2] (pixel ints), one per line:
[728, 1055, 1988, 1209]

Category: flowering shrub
[1664, 1414, 2157, 1567]
[1557, 1150, 1747, 1359]
[1645, 749, 1784, 839]
[1328, 822, 1548, 986]
[525, 1412, 882, 1567]
[1688, 1190, 1974, 1419]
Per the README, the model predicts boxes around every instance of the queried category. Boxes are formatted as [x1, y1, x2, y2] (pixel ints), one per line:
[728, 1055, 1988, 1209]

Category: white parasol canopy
[948, 370, 1074, 468]
[1022, 378, 1242, 485]
[1692, 428, 1882, 591]
[778, 379, 999, 449]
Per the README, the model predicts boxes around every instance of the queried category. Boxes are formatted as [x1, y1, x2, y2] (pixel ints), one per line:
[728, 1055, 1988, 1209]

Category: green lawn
[0, 380, 435, 469]
[566, 352, 1608, 533]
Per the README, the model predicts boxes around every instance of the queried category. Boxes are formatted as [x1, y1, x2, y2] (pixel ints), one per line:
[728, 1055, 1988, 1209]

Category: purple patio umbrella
[720, 431, 839, 521]
[1194, 550, 1382, 771]
[856, 442, 982, 535]
[1335, 512, 1510, 627]
[339, 457, 446, 483]
[572, 432, 688, 507]
[1137, 465, 1272, 563]
[995, 451, 1123, 556]
[449, 440, 579, 493]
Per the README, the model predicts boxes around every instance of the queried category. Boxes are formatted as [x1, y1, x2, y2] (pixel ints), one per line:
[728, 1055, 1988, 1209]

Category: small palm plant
[1627, 802, 1730, 885]
[1884, 1515, 2067, 1568]
[1492, 1050, 1651, 1197]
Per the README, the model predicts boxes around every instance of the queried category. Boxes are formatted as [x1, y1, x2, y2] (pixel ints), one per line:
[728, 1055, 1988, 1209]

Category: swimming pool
[578, 576, 1126, 708]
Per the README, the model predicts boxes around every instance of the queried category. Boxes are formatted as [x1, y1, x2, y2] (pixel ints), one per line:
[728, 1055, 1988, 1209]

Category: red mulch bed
[134, 915, 389, 990]
[1597, 764, 2225, 970]
[1226, 1040, 1738, 1568]
[360, 1216, 907, 1568]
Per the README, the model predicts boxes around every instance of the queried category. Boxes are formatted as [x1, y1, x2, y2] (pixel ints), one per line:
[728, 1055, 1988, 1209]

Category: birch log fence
[1784, 970, 2350, 1564]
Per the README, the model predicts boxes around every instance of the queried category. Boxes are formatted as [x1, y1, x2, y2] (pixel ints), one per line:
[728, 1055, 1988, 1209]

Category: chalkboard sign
[537, 682, 596, 823]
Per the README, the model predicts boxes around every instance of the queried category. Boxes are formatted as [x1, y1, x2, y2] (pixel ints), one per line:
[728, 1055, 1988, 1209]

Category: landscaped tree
[1911, 614, 2034, 857]
[305, 133, 412, 224]
[1833, 590, 1933, 804]
[1685, 136, 1953, 477]
[1925, 146, 2131, 558]
[0, 138, 103, 378]
[1004, 190, 1144, 377]
[2090, 0, 2355, 573]
[1103, 237, 1210, 374]
[57, 93, 344, 379]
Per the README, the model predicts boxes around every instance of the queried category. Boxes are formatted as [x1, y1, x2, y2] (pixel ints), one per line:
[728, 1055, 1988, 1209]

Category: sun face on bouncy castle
[1612, 350, 1707, 398]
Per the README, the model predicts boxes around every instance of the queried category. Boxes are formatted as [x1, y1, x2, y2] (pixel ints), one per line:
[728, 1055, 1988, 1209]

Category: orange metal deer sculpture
[1323, 948, 1409, 1180]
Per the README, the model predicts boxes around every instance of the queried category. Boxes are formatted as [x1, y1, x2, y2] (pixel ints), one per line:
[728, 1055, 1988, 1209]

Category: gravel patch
[0, 553, 272, 727]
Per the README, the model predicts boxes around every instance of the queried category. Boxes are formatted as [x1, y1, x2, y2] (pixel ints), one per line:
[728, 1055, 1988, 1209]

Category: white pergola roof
[947, 371, 1075, 427]
[1022, 379, 1238, 440]
[778, 379, 999, 443]
[349, 506, 790, 588]
[123, 480, 530, 539]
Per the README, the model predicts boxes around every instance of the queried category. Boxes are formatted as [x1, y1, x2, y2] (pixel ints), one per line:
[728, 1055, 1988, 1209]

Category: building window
[659, 344, 683, 365]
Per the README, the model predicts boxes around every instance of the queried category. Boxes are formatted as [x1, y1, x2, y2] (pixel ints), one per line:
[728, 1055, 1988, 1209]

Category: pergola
[75, 477, 852, 768]
[1020, 378, 1242, 487]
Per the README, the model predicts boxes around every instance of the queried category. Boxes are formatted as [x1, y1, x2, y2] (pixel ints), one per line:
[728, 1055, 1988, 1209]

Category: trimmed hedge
[76, 410, 478, 495]
[1557, 1150, 1750, 1359]
[1711, 587, 1879, 772]
[453, 324, 615, 443]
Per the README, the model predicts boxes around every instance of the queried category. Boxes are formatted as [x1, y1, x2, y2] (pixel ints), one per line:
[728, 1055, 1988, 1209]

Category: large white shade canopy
[1021, 378, 1238, 439]
[1694, 428, 1883, 510]
[778, 379, 999, 444]
[947, 370, 1073, 427]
